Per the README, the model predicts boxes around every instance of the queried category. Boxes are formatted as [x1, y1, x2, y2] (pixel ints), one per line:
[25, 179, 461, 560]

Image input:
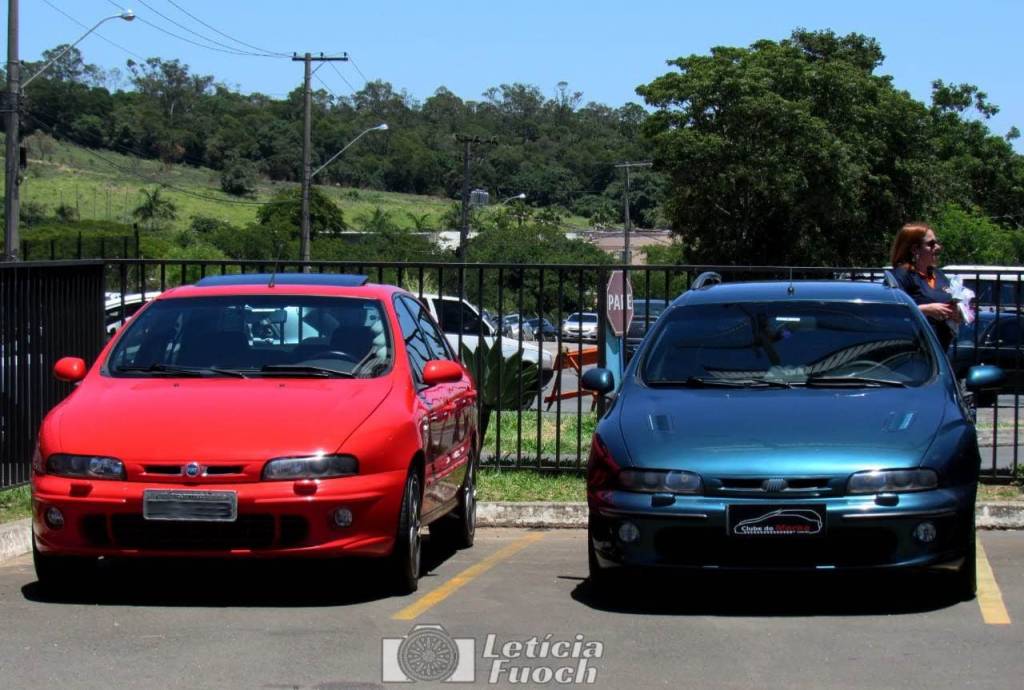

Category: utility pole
[4, 0, 20, 261]
[454, 134, 496, 259]
[614, 161, 652, 265]
[293, 52, 348, 266]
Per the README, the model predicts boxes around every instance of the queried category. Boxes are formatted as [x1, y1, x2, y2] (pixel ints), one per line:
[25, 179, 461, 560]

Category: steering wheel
[308, 349, 357, 362]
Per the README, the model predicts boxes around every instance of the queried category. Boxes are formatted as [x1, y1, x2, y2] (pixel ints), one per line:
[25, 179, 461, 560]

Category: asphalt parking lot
[0, 528, 1021, 689]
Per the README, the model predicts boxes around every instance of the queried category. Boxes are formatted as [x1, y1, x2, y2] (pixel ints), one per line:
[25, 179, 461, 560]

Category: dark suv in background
[626, 299, 669, 359]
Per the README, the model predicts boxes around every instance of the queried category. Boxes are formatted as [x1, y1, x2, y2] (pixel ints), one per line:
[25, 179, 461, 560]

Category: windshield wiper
[653, 376, 792, 389]
[259, 364, 354, 378]
[805, 375, 906, 388]
[115, 364, 248, 378]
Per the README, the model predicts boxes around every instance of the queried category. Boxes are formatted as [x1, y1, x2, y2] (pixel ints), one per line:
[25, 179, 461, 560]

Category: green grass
[7, 137, 454, 230]
[5, 136, 590, 233]
[978, 484, 1024, 501]
[481, 411, 597, 464]
[0, 485, 31, 524]
[477, 469, 585, 502]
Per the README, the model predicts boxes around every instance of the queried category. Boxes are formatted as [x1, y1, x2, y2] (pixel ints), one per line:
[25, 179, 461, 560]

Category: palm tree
[132, 188, 178, 229]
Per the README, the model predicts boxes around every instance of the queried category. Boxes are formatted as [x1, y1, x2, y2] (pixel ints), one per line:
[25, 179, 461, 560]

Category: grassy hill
[5, 135, 458, 232]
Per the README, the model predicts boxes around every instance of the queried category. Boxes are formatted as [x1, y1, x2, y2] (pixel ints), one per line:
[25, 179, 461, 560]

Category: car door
[407, 297, 475, 508]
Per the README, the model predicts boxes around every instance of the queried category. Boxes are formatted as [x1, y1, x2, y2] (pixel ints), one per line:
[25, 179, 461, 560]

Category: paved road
[0, 528, 1021, 689]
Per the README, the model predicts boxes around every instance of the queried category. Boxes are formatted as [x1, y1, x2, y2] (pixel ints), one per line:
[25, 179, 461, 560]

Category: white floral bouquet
[947, 275, 975, 333]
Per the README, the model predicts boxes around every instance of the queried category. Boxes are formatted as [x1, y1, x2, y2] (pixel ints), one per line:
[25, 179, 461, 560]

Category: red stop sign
[606, 270, 634, 337]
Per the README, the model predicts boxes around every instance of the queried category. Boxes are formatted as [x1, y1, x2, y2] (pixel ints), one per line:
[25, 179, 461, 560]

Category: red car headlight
[46, 453, 125, 480]
[262, 454, 359, 481]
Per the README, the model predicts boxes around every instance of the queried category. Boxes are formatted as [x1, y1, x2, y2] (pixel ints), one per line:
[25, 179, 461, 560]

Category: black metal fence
[3, 259, 1022, 486]
[21, 234, 139, 261]
[1, 261, 106, 488]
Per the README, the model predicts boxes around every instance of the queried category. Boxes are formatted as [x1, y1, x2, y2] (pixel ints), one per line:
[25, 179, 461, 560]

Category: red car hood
[53, 376, 393, 463]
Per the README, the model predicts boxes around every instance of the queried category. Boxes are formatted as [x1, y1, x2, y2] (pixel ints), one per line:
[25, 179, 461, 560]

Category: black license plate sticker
[728, 505, 825, 537]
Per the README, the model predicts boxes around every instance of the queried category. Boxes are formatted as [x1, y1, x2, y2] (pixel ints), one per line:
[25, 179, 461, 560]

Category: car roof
[676, 280, 906, 307]
[157, 273, 404, 301]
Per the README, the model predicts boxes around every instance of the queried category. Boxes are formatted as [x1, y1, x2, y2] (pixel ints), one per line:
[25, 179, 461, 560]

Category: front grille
[81, 515, 110, 546]
[141, 465, 246, 476]
[709, 476, 839, 497]
[654, 525, 899, 568]
[107, 514, 309, 550]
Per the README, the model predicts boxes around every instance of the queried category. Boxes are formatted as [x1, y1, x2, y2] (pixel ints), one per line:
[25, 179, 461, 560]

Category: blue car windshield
[107, 295, 392, 378]
[642, 302, 936, 387]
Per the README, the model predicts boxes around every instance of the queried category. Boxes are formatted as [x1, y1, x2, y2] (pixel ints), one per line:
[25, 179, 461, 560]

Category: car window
[401, 296, 452, 361]
[395, 297, 432, 384]
[434, 298, 483, 335]
[643, 302, 936, 387]
[582, 314, 598, 323]
[106, 295, 392, 378]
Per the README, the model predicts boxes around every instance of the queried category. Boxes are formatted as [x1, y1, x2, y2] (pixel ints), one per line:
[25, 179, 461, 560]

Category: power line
[328, 61, 358, 95]
[348, 55, 370, 85]
[41, 0, 147, 61]
[163, 0, 291, 57]
[134, 0, 284, 58]
[134, 15, 279, 58]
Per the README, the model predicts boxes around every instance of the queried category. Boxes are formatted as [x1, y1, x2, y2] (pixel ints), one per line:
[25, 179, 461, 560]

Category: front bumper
[589, 486, 975, 572]
[32, 470, 406, 558]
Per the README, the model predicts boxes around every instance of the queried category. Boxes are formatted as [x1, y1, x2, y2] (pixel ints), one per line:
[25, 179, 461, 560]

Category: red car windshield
[107, 295, 392, 378]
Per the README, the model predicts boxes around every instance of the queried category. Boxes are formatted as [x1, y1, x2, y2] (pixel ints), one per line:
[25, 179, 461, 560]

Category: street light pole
[309, 123, 388, 179]
[3, 5, 135, 261]
[4, 0, 21, 261]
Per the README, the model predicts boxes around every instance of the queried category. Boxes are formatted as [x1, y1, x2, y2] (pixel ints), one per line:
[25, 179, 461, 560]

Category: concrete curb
[1, 501, 1022, 564]
[0, 518, 31, 564]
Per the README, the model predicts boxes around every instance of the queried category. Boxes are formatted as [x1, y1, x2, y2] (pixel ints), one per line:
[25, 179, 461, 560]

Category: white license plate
[143, 490, 238, 522]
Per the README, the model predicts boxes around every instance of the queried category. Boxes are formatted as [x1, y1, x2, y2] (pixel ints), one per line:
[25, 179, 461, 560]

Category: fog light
[44, 507, 64, 530]
[913, 521, 937, 543]
[617, 521, 640, 544]
[332, 508, 353, 528]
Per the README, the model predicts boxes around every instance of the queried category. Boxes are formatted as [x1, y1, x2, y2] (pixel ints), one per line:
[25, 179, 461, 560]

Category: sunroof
[194, 273, 369, 287]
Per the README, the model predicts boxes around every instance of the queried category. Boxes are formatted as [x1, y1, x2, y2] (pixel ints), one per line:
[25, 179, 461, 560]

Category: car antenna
[268, 241, 284, 288]
[787, 268, 795, 295]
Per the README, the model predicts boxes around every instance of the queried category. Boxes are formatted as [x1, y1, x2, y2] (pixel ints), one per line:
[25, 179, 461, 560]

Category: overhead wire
[41, 0, 147, 61]
[133, 0, 285, 58]
[328, 61, 359, 95]
[163, 0, 291, 57]
[347, 55, 370, 86]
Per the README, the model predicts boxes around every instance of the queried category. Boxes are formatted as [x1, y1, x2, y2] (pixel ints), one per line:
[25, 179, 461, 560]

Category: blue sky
[12, 0, 1024, 150]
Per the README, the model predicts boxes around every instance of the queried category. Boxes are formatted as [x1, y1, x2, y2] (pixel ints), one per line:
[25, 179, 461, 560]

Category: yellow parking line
[393, 531, 546, 621]
[976, 538, 1011, 625]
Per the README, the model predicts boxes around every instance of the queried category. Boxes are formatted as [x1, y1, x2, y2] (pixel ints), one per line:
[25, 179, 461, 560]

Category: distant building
[572, 229, 674, 265]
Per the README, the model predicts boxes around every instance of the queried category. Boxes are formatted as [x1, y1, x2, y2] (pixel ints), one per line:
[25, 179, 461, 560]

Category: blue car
[582, 276, 1003, 598]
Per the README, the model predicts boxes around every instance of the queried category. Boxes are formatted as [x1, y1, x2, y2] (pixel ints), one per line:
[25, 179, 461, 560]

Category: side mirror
[423, 359, 464, 386]
[53, 357, 87, 383]
[965, 364, 1005, 391]
[581, 367, 615, 395]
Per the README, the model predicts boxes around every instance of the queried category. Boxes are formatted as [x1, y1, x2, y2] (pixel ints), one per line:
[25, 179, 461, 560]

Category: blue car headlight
[262, 454, 358, 480]
[847, 469, 938, 494]
[46, 453, 125, 480]
[618, 469, 702, 494]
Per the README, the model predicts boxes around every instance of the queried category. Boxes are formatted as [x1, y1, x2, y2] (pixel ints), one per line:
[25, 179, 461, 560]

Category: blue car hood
[616, 385, 947, 475]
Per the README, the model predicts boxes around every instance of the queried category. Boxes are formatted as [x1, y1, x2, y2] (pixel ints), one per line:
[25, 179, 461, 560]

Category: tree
[220, 156, 258, 196]
[132, 188, 178, 229]
[256, 187, 347, 240]
[638, 30, 949, 265]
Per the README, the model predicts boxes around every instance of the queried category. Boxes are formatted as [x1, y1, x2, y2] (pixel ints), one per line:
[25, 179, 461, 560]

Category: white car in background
[417, 293, 555, 382]
[561, 312, 600, 341]
[104, 292, 162, 336]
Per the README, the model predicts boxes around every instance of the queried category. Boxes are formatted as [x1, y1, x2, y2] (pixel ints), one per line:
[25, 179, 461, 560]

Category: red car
[31, 273, 478, 594]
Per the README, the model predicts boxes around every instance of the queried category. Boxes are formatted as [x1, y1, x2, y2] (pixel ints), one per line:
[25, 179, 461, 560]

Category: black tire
[955, 512, 977, 601]
[429, 455, 476, 550]
[32, 535, 96, 593]
[389, 468, 422, 595]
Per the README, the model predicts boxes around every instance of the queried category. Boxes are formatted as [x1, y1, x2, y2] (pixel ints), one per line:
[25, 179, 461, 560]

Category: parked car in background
[949, 308, 1024, 405]
[524, 318, 558, 339]
[944, 265, 1024, 310]
[582, 278, 1002, 600]
[562, 312, 600, 341]
[626, 299, 669, 358]
[105, 292, 162, 337]
[33, 273, 479, 595]
[417, 294, 555, 382]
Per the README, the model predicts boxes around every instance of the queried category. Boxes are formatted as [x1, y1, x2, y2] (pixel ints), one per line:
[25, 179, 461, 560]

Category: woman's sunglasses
[922, 239, 939, 248]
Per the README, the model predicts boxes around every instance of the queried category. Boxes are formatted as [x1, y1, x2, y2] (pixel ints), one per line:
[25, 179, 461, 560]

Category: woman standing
[890, 222, 959, 350]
